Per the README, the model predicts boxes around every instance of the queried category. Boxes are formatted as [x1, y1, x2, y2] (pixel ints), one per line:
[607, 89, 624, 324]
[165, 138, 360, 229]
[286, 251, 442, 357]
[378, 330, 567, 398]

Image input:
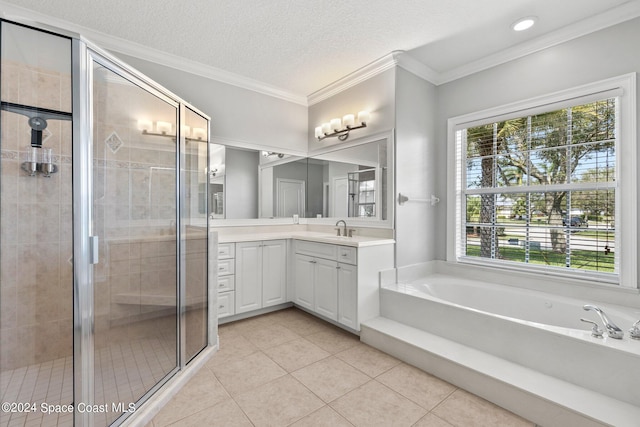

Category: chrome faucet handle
[629, 320, 640, 340]
[583, 304, 624, 339]
[580, 318, 604, 338]
[335, 228, 342, 236]
[348, 228, 356, 237]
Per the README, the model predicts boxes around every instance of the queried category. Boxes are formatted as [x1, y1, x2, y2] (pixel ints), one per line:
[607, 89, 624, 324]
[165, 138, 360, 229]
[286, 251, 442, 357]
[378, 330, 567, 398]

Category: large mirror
[207, 143, 225, 218]
[305, 140, 389, 220]
[211, 133, 392, 223]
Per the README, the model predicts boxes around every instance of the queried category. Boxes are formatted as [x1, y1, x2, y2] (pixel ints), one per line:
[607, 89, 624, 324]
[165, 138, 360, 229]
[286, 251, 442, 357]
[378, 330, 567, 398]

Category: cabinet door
[294, 254, 315, 310]
[314, 258, 338, 321]
[262, 240, 287, 307]
[235, 242, 262, 314]
[337, 263, 357, 329]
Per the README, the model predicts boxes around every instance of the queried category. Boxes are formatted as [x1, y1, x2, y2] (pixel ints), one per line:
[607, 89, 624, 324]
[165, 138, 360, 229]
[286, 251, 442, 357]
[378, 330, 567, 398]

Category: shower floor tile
[1, 332, 175, 427]
[0, 355, 73, 427]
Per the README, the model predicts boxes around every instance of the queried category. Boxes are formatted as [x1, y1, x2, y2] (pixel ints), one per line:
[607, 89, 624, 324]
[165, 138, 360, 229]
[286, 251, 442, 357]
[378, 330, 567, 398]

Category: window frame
[446, 74, 637, 288]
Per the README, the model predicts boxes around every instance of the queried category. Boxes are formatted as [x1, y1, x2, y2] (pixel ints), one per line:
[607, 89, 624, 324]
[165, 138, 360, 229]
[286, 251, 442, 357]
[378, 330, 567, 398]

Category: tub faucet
[583, 304, 624, 339]
[335, 220, 347, 237]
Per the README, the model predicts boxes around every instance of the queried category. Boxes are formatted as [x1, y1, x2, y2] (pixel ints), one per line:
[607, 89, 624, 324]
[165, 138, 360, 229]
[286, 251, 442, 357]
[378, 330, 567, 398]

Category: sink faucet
[583, 304, 624, 339]
[335, 220, 347, 237]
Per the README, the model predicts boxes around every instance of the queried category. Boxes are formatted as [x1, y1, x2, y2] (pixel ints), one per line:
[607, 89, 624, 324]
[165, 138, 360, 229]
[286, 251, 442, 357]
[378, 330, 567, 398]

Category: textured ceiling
[1, 0, 637, 97]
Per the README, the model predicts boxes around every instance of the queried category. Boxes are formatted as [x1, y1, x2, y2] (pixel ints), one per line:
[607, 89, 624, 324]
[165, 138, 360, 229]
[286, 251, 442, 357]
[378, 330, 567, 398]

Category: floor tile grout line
[426, 387, 461, 416]
[206, 364, 258, 427]
[214, 316, 362, 426]
[374, 363, 460, 413]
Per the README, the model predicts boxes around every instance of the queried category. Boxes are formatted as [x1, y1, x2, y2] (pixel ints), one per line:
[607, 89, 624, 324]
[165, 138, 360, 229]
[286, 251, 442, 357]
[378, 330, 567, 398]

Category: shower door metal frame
[74, 41, 186, 426]
[72, 36, 95, 427]
[0, 15, 211, 426]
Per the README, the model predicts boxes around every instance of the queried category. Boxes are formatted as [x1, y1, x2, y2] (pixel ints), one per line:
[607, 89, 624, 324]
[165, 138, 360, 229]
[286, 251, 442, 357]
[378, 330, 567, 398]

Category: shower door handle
[90, 235, 99, 264]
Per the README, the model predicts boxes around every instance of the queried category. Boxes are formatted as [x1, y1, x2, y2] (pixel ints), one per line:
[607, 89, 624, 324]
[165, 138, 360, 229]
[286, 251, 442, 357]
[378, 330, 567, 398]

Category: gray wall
[308, 69, 396, 153]
[395, 67, 437, 267]
[306, 162, 324, 218]
[115, 53, 308, 153]
[434, 17, 640, 261]
[225, 148, 259, 218]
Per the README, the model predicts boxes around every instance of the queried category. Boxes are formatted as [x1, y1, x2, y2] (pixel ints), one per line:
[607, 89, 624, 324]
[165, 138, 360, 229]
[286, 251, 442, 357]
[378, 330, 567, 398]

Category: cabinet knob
[309, 260, 317, 264]
[219, 305, 224, 309]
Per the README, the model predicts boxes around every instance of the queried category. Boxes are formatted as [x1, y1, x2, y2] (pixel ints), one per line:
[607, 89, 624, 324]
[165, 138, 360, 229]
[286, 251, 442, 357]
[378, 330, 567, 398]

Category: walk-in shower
[0, 19, 211, 426]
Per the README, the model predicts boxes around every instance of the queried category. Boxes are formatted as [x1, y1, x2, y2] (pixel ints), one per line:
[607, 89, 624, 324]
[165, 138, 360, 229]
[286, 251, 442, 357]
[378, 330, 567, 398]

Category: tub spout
[583, 304, 624, 339]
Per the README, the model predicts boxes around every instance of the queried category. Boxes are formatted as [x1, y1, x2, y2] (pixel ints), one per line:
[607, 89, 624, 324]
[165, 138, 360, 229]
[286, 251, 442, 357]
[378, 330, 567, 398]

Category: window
[348, 169, 376, 217]
[447, 75, 637, 287]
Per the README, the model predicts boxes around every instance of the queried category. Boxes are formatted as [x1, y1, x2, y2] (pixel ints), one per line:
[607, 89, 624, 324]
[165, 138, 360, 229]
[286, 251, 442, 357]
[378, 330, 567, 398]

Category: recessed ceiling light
[512, 17, 537, 32]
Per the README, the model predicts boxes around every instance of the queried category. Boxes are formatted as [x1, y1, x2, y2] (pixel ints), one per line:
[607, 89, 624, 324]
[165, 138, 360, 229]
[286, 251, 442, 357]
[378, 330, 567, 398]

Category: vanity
[210, 132, 395, 332]
[215, 231, 394, 333]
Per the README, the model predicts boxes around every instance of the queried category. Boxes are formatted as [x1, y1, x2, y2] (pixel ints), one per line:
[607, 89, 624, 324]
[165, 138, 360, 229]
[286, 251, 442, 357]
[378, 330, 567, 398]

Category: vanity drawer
[218, 243, 235, 260]
[217, 259, 235, 276]
[217, 291, 235, 318]
[296, 240, 337, 259]
[217, 275, 235, 292]
[337, 246, 357, 265]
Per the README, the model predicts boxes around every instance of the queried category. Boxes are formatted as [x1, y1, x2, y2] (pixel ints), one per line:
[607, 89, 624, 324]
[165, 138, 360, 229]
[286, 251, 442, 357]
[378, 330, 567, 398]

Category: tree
[466, 99, 615, 257]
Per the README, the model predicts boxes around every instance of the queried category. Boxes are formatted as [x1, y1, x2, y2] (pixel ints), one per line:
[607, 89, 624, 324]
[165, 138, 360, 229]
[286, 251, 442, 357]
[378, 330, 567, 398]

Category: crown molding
[100, 37, 308, 106]
[307, 53, 399, 106]
[436, 1, 640, 85]
[306, 1, 640, 94]
[2, 0, 638, 105]
[0, 1, 308, 106]
[393, 51, 440, 84]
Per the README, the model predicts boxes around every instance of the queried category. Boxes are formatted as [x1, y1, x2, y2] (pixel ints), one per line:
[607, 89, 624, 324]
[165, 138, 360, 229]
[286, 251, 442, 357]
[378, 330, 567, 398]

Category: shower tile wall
[1, 56, 74, 427]
[0, 58, 73, 371]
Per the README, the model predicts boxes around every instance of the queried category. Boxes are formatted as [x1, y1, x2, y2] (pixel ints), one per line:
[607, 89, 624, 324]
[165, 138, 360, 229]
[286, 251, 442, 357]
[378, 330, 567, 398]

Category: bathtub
[362, 262, 640, 427]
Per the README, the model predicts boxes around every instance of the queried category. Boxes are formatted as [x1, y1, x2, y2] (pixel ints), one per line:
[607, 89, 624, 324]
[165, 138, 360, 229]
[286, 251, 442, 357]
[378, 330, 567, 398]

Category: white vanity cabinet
[235, 240, 287, 314]
[293, 240, 387, 331]
[313, 258, 340, 320]
[293, 254, 315, 310]
[294, 253, 341, 321]
[337, 262, 357, 329]
[217, 243, 236, 318]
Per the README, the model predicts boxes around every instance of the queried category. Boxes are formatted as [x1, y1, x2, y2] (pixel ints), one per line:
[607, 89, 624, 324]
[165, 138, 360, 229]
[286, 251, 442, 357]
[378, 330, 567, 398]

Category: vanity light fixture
[191, 127, 207, 140]
[139, 119, 173, 137]
[261, 151, 285, 158]
[138, 119, 208, 141]
[315, 110, 369, 141]
[512, 16, 536, 32]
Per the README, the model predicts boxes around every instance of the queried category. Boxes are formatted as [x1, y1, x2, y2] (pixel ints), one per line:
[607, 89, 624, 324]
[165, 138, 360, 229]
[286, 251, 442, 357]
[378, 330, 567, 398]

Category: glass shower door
[182, 107, 209, 363]
[90, 55, 179, 426]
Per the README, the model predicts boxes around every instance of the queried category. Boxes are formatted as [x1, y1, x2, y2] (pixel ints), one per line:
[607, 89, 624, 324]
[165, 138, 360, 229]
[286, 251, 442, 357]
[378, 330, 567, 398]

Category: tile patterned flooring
[149, 308, 535, 427]
[0, 335, 175, 427]
[0, 356, 73, 427]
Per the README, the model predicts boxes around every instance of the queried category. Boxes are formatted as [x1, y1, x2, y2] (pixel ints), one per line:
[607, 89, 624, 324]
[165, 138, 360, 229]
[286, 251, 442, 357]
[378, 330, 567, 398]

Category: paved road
[467, 225, 614, 252]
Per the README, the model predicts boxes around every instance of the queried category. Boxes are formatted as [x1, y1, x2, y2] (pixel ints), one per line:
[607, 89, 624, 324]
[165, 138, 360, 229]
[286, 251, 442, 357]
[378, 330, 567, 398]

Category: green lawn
[466, 245, 615, 273]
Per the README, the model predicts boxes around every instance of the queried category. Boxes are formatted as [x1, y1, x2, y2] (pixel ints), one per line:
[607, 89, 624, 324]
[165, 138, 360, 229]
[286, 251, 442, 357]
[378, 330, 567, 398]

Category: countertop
[217, 231, 394, 248]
